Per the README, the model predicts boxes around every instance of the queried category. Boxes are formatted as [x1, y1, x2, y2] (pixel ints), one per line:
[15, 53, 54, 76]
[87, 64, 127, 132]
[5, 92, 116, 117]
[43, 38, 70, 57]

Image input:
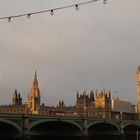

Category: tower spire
[33, 69, 38, 87]
[35, 69, 37, 79]
[27, 70, 40, 114]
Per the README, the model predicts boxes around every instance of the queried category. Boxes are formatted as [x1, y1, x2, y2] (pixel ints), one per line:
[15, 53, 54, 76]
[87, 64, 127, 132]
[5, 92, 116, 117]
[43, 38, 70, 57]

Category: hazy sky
[0, 0, 140, 106]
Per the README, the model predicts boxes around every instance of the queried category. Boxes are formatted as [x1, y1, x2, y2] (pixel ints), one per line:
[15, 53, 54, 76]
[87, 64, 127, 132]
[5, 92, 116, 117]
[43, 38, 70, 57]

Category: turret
[90, 90, 95, 101]
[12, 89, 22, 106]
[57, 100, 65, 107]
[12, 89, 17, 105]
[33, 70, 38, 88]
[17, 93, 22, 105]
[77, 90, 79, 99]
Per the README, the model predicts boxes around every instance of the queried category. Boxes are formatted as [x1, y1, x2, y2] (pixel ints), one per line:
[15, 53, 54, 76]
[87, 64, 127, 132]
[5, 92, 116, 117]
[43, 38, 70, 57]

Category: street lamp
[25, 100, 28, 114]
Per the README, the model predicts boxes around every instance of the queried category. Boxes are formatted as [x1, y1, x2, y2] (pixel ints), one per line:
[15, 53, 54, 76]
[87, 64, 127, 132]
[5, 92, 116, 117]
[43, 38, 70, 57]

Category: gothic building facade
[27, 70, 40, 114]
[0, 67, 138, 119]
[76, 90, 111, 118]
[0, 71, 41, 115]
[12, 89, 22, 106]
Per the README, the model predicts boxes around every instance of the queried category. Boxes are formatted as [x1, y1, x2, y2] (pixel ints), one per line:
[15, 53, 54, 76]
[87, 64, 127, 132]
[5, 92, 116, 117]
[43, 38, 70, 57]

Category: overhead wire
[0, 0, 107, 22]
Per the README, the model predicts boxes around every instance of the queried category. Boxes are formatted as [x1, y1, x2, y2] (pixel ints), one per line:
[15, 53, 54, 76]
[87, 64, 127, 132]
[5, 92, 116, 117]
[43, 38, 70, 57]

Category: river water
[0, 134, 138, 140]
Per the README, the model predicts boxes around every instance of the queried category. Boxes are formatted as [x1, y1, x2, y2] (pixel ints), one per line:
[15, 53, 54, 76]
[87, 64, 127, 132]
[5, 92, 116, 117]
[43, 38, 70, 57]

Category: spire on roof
[33, 69, 38, 88]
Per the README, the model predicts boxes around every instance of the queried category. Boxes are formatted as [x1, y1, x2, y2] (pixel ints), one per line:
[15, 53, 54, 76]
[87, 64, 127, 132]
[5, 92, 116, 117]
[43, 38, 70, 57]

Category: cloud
[0, 0, 140, 105]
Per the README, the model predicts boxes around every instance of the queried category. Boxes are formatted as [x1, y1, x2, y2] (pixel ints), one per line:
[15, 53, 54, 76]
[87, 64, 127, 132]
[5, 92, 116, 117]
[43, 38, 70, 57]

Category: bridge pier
[120, 119, 126, 140]
[83, 118, 88, 136]
[22, 115, 29, 139]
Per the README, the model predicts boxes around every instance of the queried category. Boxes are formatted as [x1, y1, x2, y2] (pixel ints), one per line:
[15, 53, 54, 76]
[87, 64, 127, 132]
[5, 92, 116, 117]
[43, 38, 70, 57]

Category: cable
[0, 0, 107, 22]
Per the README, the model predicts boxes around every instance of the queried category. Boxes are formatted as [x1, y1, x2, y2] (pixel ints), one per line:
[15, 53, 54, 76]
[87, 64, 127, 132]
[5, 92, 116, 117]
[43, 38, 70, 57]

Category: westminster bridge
[0, 113, 140, 140]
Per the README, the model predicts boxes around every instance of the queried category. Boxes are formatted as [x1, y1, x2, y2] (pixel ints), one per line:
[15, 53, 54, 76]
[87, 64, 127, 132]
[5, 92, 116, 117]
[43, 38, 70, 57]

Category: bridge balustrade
[0, 113, 139, 139]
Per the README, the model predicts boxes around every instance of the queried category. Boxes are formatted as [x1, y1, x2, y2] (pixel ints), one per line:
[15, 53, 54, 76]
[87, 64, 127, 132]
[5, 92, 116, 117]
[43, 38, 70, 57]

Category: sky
[0, 0, 140, 106]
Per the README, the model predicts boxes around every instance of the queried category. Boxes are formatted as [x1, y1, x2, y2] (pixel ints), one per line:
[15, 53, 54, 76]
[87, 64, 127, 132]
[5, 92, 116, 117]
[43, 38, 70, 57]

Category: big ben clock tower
[27, 70, 41, 114]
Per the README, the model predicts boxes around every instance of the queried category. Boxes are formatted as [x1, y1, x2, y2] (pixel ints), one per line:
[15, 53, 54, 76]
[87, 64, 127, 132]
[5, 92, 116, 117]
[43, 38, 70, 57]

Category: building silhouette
[12, 89, 22, 106]
[0, 68, 138, 119]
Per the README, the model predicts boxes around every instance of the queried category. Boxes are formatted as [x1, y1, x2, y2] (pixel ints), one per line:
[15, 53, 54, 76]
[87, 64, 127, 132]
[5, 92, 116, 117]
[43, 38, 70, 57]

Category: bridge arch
[87, 121, 120, 137]
[0, 119, 21, 138]
[88, 121, 120, 131]
[29, 119, 82, 136]
[123, 123, 140, 129]
[123, 123, 140, 139]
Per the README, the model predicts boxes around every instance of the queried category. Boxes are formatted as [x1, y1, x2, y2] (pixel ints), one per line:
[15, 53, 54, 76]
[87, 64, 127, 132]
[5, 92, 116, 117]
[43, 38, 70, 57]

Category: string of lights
[0, 0, 107, 22]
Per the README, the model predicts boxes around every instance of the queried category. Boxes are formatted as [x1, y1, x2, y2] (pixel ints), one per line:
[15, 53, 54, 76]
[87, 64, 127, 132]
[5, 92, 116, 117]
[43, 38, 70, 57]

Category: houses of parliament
[0, 66, 140, 119]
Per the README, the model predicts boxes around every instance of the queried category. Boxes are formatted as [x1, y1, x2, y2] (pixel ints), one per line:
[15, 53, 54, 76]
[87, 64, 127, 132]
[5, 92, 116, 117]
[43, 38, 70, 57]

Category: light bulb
[75, 4, 79, 10]
[50, 9, 54, 15]
[103, 0, 107, 4]
[8, 17, 11, 22]
[27, 14, 31, 19]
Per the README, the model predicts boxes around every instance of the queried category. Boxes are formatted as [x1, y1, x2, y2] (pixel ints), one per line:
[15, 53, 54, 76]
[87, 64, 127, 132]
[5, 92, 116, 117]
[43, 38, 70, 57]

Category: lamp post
[25, 100, 28, 114]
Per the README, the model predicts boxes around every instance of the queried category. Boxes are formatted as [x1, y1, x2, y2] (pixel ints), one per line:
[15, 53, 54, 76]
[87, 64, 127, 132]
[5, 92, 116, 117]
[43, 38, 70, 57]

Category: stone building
[76, 90, 94, 117]
[0, 89, 24, 114]
[76, 90, 111, 118]
[0, 72, 113, 118]
[0, 66, 139, 119]
[27, 70, 41, 114]
[111, 97, 135, 113]
[12, 89, 22, 106]
[0, 71, 41, 115]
